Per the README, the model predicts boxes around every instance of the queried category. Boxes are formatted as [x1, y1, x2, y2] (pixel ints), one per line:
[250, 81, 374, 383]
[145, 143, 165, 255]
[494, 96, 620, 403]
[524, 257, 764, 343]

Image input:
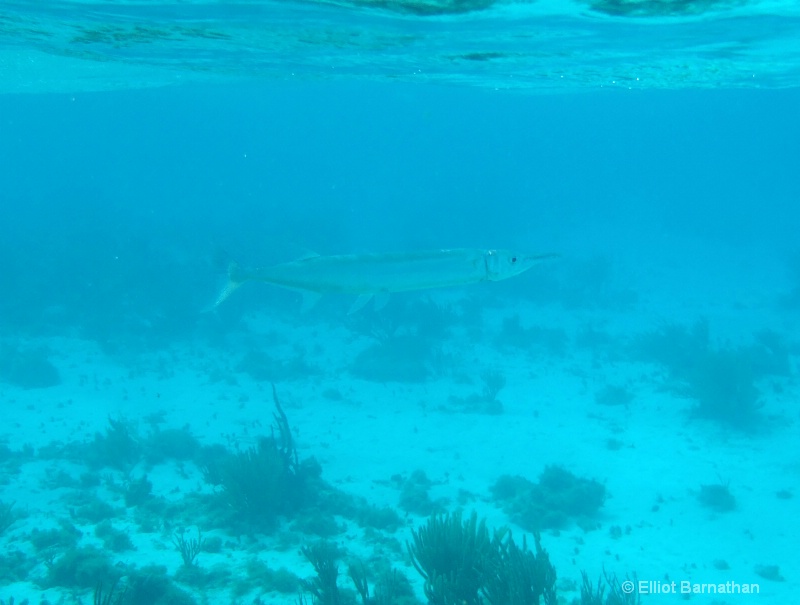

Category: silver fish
[215, 248, 557, 313]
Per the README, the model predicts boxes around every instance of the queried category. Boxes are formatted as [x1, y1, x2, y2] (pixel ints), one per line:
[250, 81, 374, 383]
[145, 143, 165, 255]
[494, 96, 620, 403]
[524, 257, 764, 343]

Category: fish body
[215, 248, 557, 311]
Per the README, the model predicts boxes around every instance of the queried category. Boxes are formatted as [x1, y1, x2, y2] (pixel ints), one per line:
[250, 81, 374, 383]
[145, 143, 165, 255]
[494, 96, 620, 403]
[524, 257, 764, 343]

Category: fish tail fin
[213, 262, 245, 308]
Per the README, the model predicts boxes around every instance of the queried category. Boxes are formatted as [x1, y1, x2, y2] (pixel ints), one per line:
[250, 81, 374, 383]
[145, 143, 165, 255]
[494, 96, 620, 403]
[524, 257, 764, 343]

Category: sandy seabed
[1, 279, 798, 604]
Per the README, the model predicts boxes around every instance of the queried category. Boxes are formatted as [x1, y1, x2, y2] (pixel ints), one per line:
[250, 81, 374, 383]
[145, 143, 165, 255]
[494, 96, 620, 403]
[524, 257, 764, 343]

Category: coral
[144, 428, 200, 464]
[0, 344, 60, 389]
[399, 470, 441, 516]
[67, 491, 119, 524]
[349, 561, 417, 605]
[697, 483, 736, 513]
[124, 475, 153, 507]
[356, 504, 402, 532]
[686, 348, 761, 429]
[349, 561, 375, 604]
[300, 541, 342, 605]
[29, 520, 82, 553]
[447, 371, 506, 415]
[632, 319, 710, 375]
[519, 256, 635, 310]
[202, 535, 223, 553]
[243, 559, 301, 595]
[588, 0, 732, 17]
[85, 418, 142, 472]
[753, 564, 784, 582]
[205, 438, 297, 530]
[408, 511, 556, 605]
[237, 349, 318, 382]
[174, 562, 230, 589]
[411, 511, 485, 603]
[594, 385, 634, 407]
[0, 550, 34, 583]
[491, 466, 605, 531]
[0, 501, 17, 535]
[350, 335, 434, 383]
[172, 527, 205, 567]
[201, 386, 320, 531]
[749, 329, 793, 376]
[497, 315, 568, 357]
[94, 578, 127, 605]
[43, 545, 116, 589]
[291, 510, 343, 537]
[631, 320, 773, 430]
[95, 521, 135, 553]
[348, 297, 458, 344]
[124, 566, 198, 605]
[482, 532, 557, 605]
[580, 570, 640, 604]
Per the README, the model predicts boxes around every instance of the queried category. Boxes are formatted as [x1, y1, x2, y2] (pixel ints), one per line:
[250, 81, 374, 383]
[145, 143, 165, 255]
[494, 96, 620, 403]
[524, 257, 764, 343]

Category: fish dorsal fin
[300, 291, 323, 313]
[347, 293, 374, 315]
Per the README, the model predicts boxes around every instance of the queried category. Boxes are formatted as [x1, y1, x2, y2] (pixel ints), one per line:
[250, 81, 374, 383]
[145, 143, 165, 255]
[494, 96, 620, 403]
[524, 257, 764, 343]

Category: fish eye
[511, 257, 517, 263]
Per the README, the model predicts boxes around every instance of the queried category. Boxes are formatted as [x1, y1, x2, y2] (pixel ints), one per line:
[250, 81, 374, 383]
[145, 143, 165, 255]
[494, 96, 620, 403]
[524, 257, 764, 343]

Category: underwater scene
[2, 2, 800, 605]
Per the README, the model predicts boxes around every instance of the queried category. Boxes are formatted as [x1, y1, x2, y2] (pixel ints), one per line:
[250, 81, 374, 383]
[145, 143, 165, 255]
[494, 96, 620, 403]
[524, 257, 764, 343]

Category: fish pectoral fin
[347, 294, 374, 315]
[373, 292, 391, 311]
[300, 291, 323, 313]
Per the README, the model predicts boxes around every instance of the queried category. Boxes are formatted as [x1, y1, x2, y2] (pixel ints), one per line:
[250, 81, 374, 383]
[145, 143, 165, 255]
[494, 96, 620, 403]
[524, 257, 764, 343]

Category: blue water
[1, 2, 800, 603]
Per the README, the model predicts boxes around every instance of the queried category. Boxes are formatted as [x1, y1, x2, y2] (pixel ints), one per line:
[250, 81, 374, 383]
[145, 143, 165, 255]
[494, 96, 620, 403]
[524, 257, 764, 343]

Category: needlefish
[214, 249, 558, 314]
